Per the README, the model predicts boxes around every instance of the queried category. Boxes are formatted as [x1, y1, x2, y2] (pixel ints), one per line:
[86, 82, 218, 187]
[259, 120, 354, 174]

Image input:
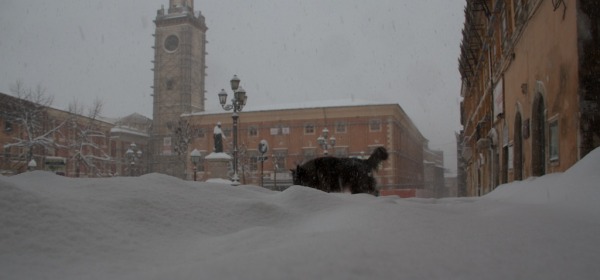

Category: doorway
[514, 111, 523, 180]
[532, 92, 546, 176]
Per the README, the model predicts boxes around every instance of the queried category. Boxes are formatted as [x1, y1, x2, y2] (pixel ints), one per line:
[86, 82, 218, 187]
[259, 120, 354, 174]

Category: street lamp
[28, 159, 37, 171]
[258, 140, 269, 187]
[317, 127, 336, 155]
[125, 143, 142, 176]
[190, 148, 201, 181]
[218, 74, 248, 186]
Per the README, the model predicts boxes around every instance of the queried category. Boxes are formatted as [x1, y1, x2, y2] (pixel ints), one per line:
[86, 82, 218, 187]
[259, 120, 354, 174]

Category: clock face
[164, 35, 179, 52]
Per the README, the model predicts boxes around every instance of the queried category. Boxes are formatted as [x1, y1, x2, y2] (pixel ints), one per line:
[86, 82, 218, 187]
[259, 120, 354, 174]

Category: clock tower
[151, 0, 207, 176]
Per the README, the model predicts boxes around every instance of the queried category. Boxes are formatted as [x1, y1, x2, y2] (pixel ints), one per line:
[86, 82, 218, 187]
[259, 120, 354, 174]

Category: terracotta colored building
[458, 0, 599, 196]
[183, 101, 426, 192]
[0, 91, 151, 177]
[1, 91, 113, 176]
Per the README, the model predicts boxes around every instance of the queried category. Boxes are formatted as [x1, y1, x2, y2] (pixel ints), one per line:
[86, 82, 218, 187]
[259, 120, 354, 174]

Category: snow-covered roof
[189, 99, 397, 116]
[110, 126, 149, 137]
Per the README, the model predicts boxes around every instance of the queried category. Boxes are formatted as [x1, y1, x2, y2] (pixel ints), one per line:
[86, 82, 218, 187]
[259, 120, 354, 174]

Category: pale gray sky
[0, 0, 465, 172]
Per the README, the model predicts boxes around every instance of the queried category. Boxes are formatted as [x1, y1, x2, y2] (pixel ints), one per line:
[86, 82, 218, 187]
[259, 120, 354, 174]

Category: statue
[213, 122, 226, 153]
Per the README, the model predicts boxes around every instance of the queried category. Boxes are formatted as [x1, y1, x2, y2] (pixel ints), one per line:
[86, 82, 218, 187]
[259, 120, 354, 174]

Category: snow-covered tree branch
[0, 81, 68, 166]
[67, 98, 112, 177]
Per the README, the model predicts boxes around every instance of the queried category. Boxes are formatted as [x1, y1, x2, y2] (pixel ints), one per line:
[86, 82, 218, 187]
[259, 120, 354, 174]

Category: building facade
[0, 89, 429, 195]
[423, 147, 446, 198]
[182, 103, 427, 192]
[0, 92, 120, 177]
[458, 0, 599, 196]
[109, 113, 152, 177]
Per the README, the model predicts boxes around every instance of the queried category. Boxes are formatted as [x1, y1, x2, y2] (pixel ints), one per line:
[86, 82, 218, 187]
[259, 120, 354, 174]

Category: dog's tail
[366, 147, 388, 170]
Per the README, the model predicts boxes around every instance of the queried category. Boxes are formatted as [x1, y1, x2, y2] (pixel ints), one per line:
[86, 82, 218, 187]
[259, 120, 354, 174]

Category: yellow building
[458, 0, 599, 196]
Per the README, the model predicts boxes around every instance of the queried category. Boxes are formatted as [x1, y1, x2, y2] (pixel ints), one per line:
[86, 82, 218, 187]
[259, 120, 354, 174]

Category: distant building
[109, 113, 152, 176]
[458, 0, 600, 196]
[0, 91, 118, 177]
[182, 102, 427, 193]
[423, 146, 445, 198]
[444, 175, 459, 197]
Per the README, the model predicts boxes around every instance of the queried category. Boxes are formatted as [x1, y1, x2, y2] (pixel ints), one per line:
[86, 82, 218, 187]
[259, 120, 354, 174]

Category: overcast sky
[0, 0, 465, 172]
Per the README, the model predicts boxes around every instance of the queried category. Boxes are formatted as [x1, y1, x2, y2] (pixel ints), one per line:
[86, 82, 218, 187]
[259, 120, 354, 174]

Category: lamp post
[258, 140, 269, 187]
[125, 143, 142, 176]
[317, 127, 336, 155]
[190, 148, 201, 181]
[28, 159, 37, 171]
[218, 74, 247, 186]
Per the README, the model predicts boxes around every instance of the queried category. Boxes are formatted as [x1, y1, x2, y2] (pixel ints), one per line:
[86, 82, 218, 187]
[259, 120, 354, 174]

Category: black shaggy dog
[291, 147, 388, 195]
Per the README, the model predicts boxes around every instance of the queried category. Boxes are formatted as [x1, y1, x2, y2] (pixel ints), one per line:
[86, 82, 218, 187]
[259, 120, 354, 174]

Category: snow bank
[1, 149, 600, 279]
[484, 148, 600, 213]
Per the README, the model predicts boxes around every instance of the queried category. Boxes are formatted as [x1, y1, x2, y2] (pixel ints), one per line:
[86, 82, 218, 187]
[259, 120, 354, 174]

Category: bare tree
[172, 119, 192, 179]
[237, 143, 253, 184]
[1, 81, 68, 168]
[67, 98, 111, 177]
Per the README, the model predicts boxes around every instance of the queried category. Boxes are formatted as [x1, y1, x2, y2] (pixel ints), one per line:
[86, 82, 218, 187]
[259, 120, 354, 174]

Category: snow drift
[1, 148, 600, 279]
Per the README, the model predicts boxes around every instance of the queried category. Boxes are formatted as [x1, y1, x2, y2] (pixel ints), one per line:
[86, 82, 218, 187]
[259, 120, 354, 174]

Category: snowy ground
[2, 149, 600, 279]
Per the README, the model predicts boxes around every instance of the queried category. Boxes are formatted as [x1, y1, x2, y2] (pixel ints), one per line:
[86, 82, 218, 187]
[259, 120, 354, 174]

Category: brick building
[458, 0, 600, 196]
[183, 101, 426, 192]
[1, 92, 112, 176]
[0, 91, 150, 177]
[1, 88, 427, 194]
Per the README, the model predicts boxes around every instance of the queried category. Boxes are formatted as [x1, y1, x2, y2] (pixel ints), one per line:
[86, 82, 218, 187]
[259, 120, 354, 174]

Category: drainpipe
[489, 142, 495, 192]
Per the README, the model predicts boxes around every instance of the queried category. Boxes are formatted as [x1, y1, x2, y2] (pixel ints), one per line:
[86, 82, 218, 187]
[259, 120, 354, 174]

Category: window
[270, 125, 289, 135]
[549, 120, 559, 162]
[196, 128, 205, 138]
[508, 144, 514, 170]
[249, 156, 258, 171]
[369, 119, 381, 132]
[273, 150, 287, 171]
[247, 151, 259, 171]
[249, 126, 258, 137]
[501, 7, 511, 51]
[166, 79, 175, 90]
[335, 121, 347, 133]
[4, 120, 12, 132]
[304, 123, 315, 134]
[162, 137, 172, 155]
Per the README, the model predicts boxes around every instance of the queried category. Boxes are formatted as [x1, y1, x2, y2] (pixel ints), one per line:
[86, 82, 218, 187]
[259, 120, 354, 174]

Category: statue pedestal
[204, 152, 232, 180]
